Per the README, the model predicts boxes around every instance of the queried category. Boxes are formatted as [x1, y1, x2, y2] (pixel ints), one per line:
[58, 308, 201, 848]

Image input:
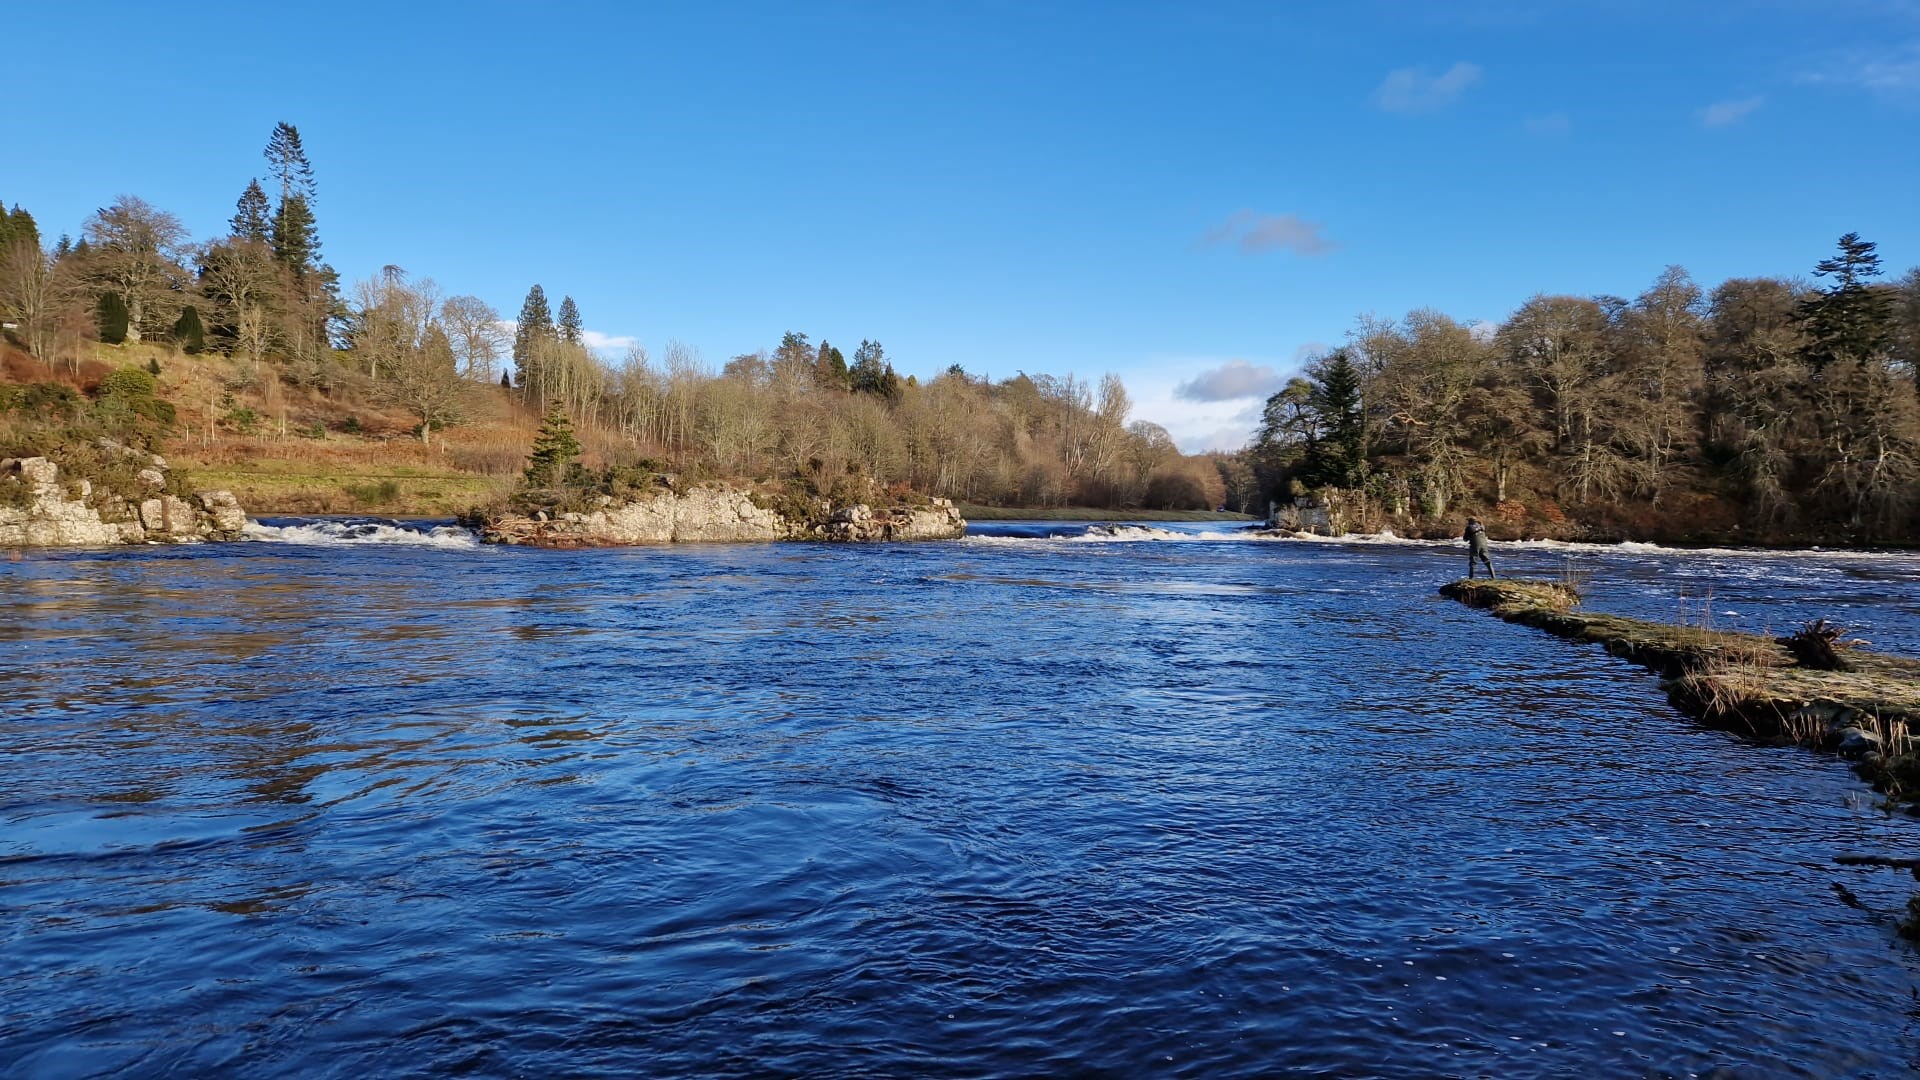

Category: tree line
[1244, 235, 1920, 542]
[0, 124, 1221, 509]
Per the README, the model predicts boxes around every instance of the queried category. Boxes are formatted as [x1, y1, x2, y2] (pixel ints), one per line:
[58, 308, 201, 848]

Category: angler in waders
[1464, 517, 1496, 579]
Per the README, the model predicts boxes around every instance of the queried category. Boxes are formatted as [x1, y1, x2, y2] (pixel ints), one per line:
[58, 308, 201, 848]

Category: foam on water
[244, 518, 482, 550]
[970, 520, 1914, 563]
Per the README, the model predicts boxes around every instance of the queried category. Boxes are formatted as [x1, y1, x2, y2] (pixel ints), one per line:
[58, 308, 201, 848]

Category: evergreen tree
[10, 206, 38, 253]
[1301, 349, 1367, 489]
[1800, 232, 1895, 370]
[850, 339, 898, 396]
[96, 293, 130, 345]
[814, 340, 849, 388]
[0, 204, 39, 256]
[264, 122, 316, 203]
[500, 370, 512, 390]
[52, 235, 72, 261]
[271, 193, 320, 275]
[523, 402, 582, 487]
[513, 285, 554, 389]
[172, 305, 206, 354]
[557, 295, 583, 345]
[231, 180, 271, 243]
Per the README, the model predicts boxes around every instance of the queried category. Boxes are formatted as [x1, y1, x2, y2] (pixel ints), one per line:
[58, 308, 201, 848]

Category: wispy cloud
[1524, 112, 1571, 136]
[1175, 360, 1287, 403]
[1698, 96, 1764, 127]
[1373, 61, 1482, 113]
[1202, 211, 1335, 256]
[1800, 41, 1920, 103]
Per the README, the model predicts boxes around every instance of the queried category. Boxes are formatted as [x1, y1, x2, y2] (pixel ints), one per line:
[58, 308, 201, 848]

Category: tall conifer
[557, 296, 583, 345]
[513, 285, 554, 390]
[231, 180, 271, 243]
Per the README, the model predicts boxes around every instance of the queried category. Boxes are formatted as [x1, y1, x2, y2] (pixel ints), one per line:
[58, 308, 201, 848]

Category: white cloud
[491, 319, 636, 356]
[1373, 61, 1482, 113]
[1130, 360, 1310, 454]
[1202, 211, 1335, 256]
[1524, 112, 1571, 136]
[582, 329, 638, 354]
[1698, 96, 1764, 127]
[1175, 359, 1287, 402]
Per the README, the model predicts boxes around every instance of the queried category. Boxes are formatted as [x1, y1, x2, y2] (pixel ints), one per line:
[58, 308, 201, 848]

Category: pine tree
[814, 340, 848, 388]
[850, 339, 899, 397]
[231, 180, 271, 243]
[0, 204, 39, 255]
[557, 295, 583, 345]
[172, 305, 206, 354]
[1801, 232, 1895, 370]
[1302, 349, 1367, 489]
[264, 122, 316, 203]
[523, 402, 582, 487]
[271, 193, 320, 276]
[513, 285, 554, 389]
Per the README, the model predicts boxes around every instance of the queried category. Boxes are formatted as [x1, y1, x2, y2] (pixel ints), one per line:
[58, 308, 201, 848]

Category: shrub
[96, 293, 129, 345]
[346, 480, 401, 505]
[99, 367, 158, 400]
[172, 306, 205, 354]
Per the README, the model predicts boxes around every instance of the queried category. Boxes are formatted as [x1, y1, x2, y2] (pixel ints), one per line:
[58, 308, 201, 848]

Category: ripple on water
[3, 531, 1920, 1076]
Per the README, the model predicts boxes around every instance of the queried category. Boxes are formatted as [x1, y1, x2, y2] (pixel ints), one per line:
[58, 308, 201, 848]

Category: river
[4, 521, 1919, 1077]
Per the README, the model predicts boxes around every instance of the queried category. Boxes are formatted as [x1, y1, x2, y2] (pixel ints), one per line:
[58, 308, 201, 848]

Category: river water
[4, 520, 1920, 1077]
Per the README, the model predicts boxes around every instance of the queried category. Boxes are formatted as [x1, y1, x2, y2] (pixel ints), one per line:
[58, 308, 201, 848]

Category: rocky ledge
[0, 454, 248, 548]
[476, 485, 966, 546]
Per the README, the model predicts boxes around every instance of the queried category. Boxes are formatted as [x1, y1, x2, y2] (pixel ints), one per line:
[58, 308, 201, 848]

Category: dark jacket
[1465, 521, 1489, 551]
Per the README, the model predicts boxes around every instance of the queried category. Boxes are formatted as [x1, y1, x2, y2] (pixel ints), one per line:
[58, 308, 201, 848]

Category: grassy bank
[958, 504, 1257, 522]
[1439, 579, 1920, 799]
[182, 459, 509, 516]
[1443, 577, 1920, 939]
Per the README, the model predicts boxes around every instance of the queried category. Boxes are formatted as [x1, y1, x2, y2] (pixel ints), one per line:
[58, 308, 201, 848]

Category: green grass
[191, 465, 507, 515]
[958, 504, 1257, 522]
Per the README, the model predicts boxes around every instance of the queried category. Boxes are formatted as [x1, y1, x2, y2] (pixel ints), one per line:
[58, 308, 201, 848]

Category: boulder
[1836, 728, 1883, 758]
[479, 487, 964, 546]
[0, 456, 250, 548]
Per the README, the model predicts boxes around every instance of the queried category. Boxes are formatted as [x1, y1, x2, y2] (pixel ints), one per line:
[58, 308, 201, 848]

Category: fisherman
[1464, 516, 1496, 579]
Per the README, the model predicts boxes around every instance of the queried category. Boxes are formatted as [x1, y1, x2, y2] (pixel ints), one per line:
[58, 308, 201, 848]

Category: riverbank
[1440, 578, 1920, 801]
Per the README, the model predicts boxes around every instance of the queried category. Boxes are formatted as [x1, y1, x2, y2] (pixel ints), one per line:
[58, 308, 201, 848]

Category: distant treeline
[1241, 237, 1920, 543]
[0, 124, 1223, 510]
[6, 123, 1918, 530]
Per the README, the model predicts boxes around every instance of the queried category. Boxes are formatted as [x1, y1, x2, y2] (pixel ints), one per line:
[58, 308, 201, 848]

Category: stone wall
[0, 455, 248, 548]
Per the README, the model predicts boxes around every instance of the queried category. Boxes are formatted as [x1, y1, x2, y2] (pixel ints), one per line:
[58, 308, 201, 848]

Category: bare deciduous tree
[83, 196, 189, 345]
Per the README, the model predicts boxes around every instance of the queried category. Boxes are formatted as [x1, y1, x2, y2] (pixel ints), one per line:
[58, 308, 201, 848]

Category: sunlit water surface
[5, 520, 1920, 1077]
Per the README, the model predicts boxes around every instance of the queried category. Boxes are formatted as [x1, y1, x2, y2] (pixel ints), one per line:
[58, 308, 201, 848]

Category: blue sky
[6, 1, 1918, 450]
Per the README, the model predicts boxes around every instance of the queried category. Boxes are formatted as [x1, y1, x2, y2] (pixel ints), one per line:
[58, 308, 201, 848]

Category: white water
[243, 519, 483, 550]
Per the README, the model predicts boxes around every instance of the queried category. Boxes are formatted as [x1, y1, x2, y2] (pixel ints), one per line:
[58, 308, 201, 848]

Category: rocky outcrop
[0, 455, 249, 548]
[477, 485, 966, 546]
[816, 499, 966, 542]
